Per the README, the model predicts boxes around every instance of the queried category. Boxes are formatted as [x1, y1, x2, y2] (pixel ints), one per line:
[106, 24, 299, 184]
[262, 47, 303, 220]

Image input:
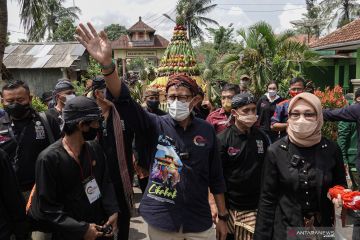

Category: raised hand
[75, 23, 112, 66]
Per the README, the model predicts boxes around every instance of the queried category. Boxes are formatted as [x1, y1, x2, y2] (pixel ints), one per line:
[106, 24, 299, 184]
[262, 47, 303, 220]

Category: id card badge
[83, 177, 101, 204]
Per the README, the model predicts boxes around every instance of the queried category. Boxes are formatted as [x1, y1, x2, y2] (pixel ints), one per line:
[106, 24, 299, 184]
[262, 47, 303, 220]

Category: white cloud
[7, 0, 27, 42]
[275, 3, 307, 33]
[7, 0, 307, 43]
[7, 0, 176, 42]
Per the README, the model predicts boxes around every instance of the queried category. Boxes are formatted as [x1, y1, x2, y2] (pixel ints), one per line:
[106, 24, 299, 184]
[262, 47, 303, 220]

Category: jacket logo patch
[193, 135, 207, 147]
[256, 140, 264, 153]
[35, 121, 45, 140]
[227, 147, 240, 156]
[0, 135, 10, 143]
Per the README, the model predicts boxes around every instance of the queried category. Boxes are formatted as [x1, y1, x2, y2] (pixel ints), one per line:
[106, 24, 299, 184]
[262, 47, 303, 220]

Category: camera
[96, 224, 113, 234]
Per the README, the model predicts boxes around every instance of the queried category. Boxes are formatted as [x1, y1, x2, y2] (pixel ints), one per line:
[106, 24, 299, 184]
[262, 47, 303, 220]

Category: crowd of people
[0, 22, 359, 240]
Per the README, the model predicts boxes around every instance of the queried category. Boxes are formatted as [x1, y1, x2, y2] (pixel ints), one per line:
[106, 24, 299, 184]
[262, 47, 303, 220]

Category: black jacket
[256, 95, 283, 132]
[254, 137, 346, 240]
[0, 149, 27, 240]
[218, 125, 269, 210]
[29, 140, 119, 240]
[0, 110, 60, 191]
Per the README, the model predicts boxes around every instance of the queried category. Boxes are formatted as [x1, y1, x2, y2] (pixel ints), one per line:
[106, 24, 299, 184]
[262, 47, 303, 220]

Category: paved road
[129, 187, 149, 240]
[128, 187, 355, 240]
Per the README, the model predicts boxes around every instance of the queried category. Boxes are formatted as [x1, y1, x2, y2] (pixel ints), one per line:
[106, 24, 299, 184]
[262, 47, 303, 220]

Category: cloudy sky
[7, 0, 310, 43]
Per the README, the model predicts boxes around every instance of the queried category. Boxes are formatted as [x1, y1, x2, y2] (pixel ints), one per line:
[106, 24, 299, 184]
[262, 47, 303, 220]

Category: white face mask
[268, 90, 277, 97]
[168, 99, 191, 121]
[288, 118, 317, 138]
[236, 113, 257, 128]
[65, 94, 76, 102]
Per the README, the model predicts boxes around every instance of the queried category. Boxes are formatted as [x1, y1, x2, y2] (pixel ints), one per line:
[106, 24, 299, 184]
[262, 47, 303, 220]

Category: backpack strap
[39, 112, 55, 144]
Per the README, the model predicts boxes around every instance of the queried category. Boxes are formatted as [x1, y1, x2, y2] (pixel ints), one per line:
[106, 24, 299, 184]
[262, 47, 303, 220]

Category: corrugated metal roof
[3, 42, 87, 69]
[4, 45, 18, 55]
[34, 45, 55, 58]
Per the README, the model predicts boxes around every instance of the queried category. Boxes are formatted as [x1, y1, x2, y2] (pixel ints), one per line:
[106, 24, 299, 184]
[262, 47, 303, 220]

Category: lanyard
[8, 120, 31, 172]
[63, 138, 93, 181]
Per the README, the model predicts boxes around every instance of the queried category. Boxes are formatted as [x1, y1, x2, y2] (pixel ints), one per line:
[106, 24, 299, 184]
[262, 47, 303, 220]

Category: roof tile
[310, 18, 360, 49]
[111, 34, 169, 49]
[129, 16, 155, 32]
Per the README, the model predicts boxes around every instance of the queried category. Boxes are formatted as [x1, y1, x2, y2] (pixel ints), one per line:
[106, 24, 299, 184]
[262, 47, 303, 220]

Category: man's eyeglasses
[288, 112, 317, 120]
[166, 95, 192, 103]
[289, 87, 304, 92]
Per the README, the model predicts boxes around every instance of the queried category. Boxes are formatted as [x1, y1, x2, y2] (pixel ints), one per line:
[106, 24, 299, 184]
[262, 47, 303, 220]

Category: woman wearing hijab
[254, 92, 347, 240]
[256, 81, 283, 142]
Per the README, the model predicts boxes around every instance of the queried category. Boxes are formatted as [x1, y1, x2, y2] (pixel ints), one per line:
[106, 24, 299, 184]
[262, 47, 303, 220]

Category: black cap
[62, 96, 101, 124]
[231, 93, 256, 109]
[53, 79, 74, 94]
[92, 76, 106, 90]
[41, 91, 53, 102]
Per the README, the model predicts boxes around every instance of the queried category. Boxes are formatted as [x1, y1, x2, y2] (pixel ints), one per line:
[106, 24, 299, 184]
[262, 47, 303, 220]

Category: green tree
[291, 0, 326, 39]
[84, 57, 102, 79]
[52, 18, 76, 41]
[104, 24, 127, 41]
[1, 0, 46, 70]
[220, 22, 320, 96]
[207, 24, 235, 55]
[172, 0, 218, 43]
[195, 24, 235, 84]
[127, 57, 147, 72]
[320, 0, 360, 28]
[27, 0, 81, 41]
[0, 0, 8, 69]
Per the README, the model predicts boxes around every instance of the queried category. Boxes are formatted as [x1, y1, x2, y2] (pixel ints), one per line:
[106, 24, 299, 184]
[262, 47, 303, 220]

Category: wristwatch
[218, 213, 230, 222]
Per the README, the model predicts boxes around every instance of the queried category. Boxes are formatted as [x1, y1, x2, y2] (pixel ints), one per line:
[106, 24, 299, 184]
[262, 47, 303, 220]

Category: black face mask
[4, 103, 31, 119]
[82, 127, 98, 141]
[146, 100, 160, 110]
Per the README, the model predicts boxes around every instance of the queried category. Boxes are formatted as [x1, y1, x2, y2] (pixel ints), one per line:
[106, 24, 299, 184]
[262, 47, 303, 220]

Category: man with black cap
[217, 93, 270, 240]
[76, 22, 228, 240]
[28, 96, 119, 240]
[46, 78, 76, 126]
[143, 87, 166, 116]
[0, 81, 60, 198]
[41, 91, 54, 108]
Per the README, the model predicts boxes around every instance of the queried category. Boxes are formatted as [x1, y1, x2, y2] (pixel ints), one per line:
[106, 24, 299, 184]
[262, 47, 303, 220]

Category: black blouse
[254, 137, 347, 240]
[256, 95, 283, 132]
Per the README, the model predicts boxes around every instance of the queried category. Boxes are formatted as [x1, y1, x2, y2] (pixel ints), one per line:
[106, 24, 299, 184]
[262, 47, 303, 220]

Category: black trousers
[139, 177, 149, 194]
[113, 182, 131, 240]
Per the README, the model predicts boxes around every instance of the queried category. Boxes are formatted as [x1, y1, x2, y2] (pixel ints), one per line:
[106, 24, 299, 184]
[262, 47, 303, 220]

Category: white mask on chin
[168, 100, 191, 121]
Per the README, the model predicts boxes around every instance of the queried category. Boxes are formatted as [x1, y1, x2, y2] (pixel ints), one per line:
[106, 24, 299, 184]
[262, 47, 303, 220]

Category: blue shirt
[108, 83, 226, 233]
[271, 99, 290, 125]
